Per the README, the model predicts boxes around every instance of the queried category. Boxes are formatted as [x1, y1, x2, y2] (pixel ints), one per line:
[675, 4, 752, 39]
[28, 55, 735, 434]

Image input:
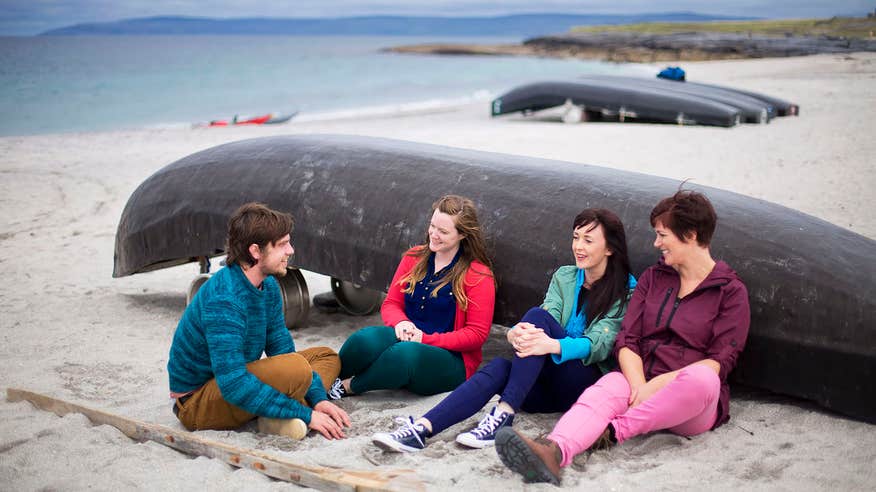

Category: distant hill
[39, 13, 756, 37]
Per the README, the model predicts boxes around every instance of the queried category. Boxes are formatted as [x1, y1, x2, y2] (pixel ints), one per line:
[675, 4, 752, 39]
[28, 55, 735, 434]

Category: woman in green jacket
[372, 208, 636, 452]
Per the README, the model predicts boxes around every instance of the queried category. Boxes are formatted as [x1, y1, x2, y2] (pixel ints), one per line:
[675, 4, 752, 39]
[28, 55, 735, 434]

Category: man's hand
[314, 400, 351, 428]
[308, 411, 343, 439]
[309, 401, 351, 439]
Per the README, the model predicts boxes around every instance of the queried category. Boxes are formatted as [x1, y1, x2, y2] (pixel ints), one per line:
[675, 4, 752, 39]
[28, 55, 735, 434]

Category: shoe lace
[470, 411, 505, 438]
[589, 427, 614, 451]
[390, 416, 425, 447]
[328, 378, 345, 399]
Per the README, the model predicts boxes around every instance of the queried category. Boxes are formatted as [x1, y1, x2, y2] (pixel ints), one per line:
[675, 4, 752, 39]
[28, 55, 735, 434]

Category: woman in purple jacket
[495, 190, 750, 485]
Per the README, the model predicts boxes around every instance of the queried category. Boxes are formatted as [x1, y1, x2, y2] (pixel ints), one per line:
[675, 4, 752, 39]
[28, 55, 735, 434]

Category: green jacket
[541, 265, 635, 374]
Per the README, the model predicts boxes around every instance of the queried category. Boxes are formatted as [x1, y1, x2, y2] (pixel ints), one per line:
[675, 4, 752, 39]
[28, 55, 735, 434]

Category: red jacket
[381, 246, 496, 379]
[614, 258, 750, 428]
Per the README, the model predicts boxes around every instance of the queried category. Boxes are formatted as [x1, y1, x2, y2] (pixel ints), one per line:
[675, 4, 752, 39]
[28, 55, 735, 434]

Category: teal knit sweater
[167, 264, 325, 423]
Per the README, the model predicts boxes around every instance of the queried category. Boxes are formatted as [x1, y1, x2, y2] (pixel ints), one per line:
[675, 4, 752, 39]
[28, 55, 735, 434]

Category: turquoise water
[0, 36, 644, 136]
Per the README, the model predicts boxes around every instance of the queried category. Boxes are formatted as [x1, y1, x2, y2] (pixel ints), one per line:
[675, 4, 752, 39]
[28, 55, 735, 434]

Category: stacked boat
[491, 75, 798, 127]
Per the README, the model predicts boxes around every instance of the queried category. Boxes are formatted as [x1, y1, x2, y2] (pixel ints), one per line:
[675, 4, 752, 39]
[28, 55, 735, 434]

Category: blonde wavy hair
[399, 195, 493, 311]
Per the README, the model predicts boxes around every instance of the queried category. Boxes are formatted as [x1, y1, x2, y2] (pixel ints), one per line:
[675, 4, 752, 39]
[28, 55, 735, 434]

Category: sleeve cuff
[552, 337, 592, 364]
[305, 371, 328, 407]
[421, 332, 437, 345]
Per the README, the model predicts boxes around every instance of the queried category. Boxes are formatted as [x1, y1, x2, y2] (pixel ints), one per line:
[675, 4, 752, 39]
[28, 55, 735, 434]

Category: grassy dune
[572, 16, 876, 40]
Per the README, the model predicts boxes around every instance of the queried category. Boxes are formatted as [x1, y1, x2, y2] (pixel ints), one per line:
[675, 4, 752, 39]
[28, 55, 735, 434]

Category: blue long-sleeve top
[167, 263, 325, 423]
[541, 265, 637, 373]
[404, 248, 460, 335]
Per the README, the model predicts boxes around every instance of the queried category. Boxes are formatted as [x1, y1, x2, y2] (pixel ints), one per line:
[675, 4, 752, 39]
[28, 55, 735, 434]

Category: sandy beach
[1, 52, 875, 491]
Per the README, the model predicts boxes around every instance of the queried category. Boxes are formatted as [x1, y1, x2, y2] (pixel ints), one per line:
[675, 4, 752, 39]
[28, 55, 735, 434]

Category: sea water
[0, 35, 647, 136]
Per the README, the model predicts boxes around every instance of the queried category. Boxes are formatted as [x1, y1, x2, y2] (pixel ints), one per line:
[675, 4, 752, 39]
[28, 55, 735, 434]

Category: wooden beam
[7, 388, 423, 491]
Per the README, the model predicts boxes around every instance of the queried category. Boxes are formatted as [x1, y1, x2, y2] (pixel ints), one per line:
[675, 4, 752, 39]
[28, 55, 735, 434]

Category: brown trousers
[175, 346, 340, 431]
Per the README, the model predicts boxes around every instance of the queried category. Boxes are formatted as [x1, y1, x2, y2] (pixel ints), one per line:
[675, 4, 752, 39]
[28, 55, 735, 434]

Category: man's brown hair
[225, 202, 293, 267]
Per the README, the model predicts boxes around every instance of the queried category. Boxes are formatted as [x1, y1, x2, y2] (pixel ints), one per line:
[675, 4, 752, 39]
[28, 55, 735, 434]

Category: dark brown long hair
[399, 195, 493, 311]
[573, 209, 632, 322]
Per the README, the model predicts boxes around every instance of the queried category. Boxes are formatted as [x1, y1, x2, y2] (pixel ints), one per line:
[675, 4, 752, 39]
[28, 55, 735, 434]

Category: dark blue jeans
[422, 307, 602, 435]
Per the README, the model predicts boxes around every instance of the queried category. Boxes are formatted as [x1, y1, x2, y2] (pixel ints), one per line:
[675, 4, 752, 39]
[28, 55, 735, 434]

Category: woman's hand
[618, 347, 647, 406]
[629, 361, 716, 408]
[513, 325, 560, 358]
[630, 371, 676, 407]
[407, 326, 423, 343]
[627, 383, 642, 407]
[394, 321, 423, 343]
[394, 320, 416, 340]
[507, 322, 536, 345]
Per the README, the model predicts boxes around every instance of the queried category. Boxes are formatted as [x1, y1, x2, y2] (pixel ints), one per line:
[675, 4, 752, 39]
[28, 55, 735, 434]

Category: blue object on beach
[657, 66, 686, 81]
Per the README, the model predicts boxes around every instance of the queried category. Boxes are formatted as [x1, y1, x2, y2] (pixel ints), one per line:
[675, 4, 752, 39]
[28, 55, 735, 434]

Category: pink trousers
[548, 364, 720, 467]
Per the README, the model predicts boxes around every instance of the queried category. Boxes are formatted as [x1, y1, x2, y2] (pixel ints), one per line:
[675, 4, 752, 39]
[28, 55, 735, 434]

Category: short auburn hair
[649, 189, 717, 246]
[225, 202, 293, 267]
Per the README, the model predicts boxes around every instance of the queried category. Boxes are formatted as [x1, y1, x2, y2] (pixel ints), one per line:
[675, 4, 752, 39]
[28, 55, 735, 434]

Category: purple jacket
[613, 259, 750, 428]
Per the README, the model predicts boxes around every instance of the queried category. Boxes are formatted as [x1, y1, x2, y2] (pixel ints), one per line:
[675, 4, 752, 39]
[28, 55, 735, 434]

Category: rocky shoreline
[386, 32, 876, 62]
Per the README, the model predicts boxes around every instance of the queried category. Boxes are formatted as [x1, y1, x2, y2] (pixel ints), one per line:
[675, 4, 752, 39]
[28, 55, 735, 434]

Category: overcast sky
[2, 1, 873, 35]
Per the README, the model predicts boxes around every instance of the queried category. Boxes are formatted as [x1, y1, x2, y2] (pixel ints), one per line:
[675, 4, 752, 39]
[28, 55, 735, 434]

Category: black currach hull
[114, 134, 875, 422]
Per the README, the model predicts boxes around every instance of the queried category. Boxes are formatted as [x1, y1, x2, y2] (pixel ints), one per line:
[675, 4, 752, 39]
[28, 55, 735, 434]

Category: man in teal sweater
[168, 203, 350, 440]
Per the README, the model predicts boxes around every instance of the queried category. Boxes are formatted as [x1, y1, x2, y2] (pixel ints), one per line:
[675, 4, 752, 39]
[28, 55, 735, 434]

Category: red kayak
[201, 111, 298, 127]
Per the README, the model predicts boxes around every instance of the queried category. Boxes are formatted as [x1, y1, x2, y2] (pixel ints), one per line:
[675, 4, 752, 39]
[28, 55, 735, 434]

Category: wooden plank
[7, 388, 423, 492]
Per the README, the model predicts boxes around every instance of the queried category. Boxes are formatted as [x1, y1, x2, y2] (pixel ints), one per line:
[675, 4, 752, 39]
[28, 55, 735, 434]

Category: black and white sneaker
[372, 416, 429, 452]
[327, 377, 347, 400]
[456, 406, 514, 448]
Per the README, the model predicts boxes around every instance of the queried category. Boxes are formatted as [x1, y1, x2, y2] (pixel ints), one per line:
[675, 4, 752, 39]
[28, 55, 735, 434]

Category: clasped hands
[507, 322, 559, 358]
[394, 320, 423, 343]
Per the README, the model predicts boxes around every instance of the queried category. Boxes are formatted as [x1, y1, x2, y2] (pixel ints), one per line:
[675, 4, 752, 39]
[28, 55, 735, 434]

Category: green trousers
[338, 325, 465, 396]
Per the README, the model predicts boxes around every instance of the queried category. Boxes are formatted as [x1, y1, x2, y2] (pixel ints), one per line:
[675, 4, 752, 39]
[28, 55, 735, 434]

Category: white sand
[1, 53, 875, 491]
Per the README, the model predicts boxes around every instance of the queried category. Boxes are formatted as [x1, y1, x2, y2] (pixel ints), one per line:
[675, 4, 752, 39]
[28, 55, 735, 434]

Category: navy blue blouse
[404, 249, 460, 335]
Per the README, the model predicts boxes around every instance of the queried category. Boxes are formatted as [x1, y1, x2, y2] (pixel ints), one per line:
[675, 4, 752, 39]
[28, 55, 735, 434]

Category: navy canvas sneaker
[455, 405, 514, 448]
[372, 416, 429, 452]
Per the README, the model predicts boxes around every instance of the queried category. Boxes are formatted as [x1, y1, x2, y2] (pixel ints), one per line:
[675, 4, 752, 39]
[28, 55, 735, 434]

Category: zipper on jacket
[655, 287, 673, 327]
[648, 297, 681, 377]
[664, 298, 681, 329]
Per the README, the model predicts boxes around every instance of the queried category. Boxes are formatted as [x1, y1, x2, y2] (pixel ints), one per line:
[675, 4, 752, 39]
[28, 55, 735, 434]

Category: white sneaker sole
[372, 433, 422, 453]
[456, 433, 495, 449]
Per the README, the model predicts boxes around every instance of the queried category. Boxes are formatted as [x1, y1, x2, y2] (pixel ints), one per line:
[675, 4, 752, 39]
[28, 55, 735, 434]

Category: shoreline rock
[385, 32, 876, 62]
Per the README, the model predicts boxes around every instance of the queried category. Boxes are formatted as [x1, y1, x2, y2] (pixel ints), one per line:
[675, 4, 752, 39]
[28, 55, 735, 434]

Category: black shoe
[312, 292, 340, 313]
[327, 377, 348, 400]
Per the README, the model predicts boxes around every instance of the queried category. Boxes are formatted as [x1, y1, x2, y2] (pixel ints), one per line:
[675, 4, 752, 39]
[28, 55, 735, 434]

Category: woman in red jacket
[328, 195, 495, 400]
[495, 189, 750, 485]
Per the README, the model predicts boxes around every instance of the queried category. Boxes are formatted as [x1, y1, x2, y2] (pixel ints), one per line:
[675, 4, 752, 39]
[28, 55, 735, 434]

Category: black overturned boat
[114, 135, 875, 423]
[697, 83, 799, 116]
[492, 80, 743, 127]
[492, 77, 798, 125]
[578, 74, 775, 124]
